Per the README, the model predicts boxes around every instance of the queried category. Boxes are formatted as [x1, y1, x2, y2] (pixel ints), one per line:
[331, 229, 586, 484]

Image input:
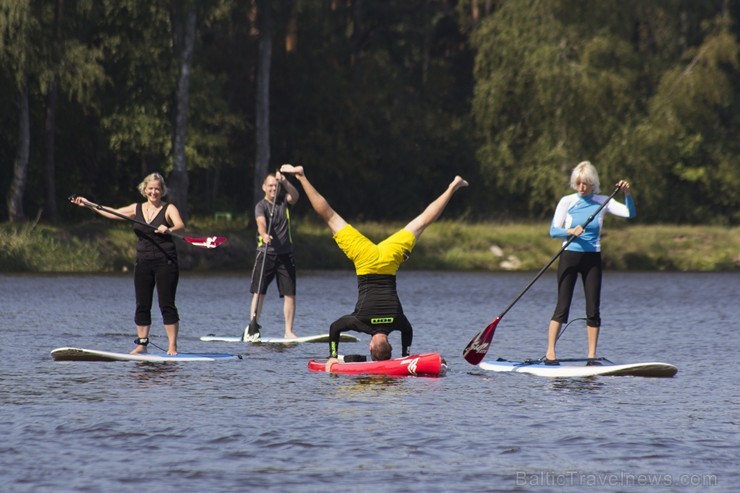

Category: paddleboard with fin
[479, 357, 677, 378]
[200, 333, 359, 344]
[51, 347, 241, 362]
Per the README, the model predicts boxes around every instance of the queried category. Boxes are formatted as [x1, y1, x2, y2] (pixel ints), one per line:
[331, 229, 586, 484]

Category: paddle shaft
[251, 180, 282, 324]
[74, 197, 188, 241]
[496, 186, 621, 320]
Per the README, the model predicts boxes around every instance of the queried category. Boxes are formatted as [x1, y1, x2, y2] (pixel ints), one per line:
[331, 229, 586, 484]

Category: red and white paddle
[69, 195, 227, 249]
[181, 236, 228, 249]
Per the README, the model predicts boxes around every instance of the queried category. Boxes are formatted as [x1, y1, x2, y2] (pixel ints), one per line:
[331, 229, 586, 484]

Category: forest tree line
[2, 0, 738, 226]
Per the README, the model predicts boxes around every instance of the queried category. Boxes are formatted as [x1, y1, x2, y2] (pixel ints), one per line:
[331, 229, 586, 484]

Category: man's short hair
[370, 340, 392, 361]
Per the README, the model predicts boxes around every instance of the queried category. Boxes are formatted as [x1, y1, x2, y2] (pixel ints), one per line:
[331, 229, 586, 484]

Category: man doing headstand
[280, 165, 468, 370]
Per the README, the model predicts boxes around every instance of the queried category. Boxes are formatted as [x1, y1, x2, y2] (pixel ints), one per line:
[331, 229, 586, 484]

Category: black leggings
[551, 251, 602, 327]
[134, 258, 180, 326]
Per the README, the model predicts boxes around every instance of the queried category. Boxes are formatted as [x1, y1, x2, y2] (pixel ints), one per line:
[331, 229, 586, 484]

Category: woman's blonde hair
[570, 161, 600, 193]
[137, 172, 168, 197]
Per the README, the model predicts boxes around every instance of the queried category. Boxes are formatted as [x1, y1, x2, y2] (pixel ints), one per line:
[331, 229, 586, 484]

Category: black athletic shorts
[250, 251, 296, 297]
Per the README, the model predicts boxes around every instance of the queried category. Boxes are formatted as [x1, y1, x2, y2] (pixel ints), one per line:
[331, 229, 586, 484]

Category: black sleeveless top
[134, 203, 177, 261]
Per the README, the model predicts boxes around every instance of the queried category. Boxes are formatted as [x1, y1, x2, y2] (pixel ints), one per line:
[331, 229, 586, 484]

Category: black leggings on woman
[134, 258, 180, 326]
[551, 251, 602, 327]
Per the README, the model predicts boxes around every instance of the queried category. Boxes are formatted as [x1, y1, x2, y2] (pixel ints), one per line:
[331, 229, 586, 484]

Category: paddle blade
[184, 236, 227, 249]
[242, 318, 261, 342]
[462, 316, 501, 365]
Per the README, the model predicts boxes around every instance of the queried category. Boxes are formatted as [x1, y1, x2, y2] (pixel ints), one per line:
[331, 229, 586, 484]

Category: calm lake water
[1, 271, 737, 493]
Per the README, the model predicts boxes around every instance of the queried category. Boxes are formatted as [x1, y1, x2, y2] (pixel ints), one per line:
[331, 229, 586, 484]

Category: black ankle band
[134, 337, 149, 346]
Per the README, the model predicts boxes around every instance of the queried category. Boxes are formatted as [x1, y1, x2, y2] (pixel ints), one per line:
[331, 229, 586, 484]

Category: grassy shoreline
[1, 218, 738, 273]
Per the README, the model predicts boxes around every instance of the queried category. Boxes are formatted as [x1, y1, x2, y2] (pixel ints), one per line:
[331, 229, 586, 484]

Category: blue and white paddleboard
[51, 347, 241, 362]
[479, 357, 677, 378]
[200, 333, 360, 344]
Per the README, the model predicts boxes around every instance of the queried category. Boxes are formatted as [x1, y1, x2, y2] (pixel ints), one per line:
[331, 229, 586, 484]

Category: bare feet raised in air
[280, 164, 304, 177]
[451, 176, 469, 192]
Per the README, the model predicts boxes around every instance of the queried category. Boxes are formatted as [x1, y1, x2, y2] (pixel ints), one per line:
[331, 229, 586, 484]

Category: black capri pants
[134, 257, 180, 326]
[551, 251, 602, 327]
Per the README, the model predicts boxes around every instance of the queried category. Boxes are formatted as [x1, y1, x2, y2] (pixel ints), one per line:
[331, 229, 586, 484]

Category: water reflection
[128, 363, 182, 383]
[332, 375, 404, 386]
[253, 344, 301, 354]
[549, 377, 606, 394]
[327, 375, 415, 400]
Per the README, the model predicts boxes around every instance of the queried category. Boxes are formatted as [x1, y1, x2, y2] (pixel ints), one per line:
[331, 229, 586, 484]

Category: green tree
[471, 0, 738, 223]
[183, 0, 253, 214]
[90, 0, 252, 217]
[271, 0, 476, 220]
[38, 0, 106, 221]
[95, 1, 174, 187]
[2, 0, 34, 222]
[604, 18, 740, 224]
[472, 0, 643, 217]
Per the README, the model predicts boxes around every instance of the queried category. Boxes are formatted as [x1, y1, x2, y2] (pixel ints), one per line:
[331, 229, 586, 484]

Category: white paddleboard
[479, 358, 677, 378]
[199, 333, 360, 343]
[51, 347, 241, 362]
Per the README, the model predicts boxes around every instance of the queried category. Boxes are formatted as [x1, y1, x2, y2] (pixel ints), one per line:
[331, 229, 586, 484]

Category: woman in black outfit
[73, 173, 185, 354]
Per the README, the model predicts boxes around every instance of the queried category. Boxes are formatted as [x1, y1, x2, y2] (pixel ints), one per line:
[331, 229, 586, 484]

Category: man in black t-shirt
[246, 172, 300, 341]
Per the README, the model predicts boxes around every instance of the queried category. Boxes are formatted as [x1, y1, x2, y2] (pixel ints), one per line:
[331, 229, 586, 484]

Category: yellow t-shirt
[333, 225, 416, 275]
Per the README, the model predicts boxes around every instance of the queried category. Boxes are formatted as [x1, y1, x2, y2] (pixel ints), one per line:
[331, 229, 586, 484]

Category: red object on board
[308, 353, 447, 377]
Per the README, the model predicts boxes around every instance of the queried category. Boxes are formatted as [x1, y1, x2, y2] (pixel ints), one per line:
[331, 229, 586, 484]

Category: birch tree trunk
[168, 3, 196, 221]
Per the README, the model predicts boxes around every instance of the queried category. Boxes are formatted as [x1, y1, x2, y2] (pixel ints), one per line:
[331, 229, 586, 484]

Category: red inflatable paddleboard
[308, 353, 447, 377]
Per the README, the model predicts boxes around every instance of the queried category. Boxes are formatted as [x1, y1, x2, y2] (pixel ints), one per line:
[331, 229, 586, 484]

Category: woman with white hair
[545, 161, 635, 364]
